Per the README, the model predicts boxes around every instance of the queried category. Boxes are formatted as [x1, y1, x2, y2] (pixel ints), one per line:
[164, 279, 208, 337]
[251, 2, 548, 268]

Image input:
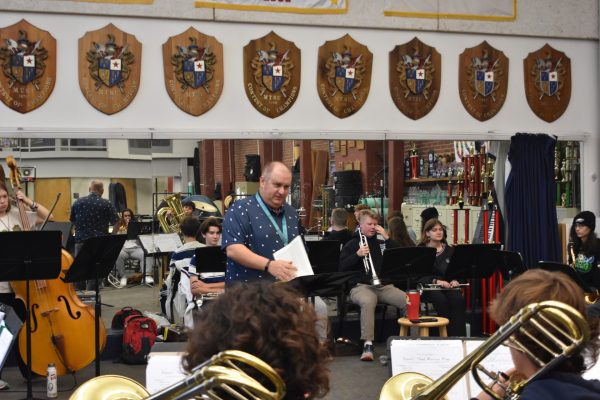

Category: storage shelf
[405, 177, 459, 184]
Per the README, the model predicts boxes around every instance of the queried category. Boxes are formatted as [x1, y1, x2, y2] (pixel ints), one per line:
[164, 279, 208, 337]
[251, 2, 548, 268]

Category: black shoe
[360, 343, 374, 361]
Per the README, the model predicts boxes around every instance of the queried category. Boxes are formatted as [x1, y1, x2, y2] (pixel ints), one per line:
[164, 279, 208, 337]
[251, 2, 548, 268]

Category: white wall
[0, 11, 598, 213]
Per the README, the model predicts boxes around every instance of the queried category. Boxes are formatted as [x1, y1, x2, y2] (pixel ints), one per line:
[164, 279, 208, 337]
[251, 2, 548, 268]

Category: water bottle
[47, 363, 57, 398]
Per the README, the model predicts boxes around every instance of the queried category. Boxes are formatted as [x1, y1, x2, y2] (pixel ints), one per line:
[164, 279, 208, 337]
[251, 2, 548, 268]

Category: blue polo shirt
[70, 192, 119, 243]
[221, 194, 299, 284]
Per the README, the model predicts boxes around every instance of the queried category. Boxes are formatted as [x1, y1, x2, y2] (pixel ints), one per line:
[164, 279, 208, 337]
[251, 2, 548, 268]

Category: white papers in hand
[273, 236, 314, 277]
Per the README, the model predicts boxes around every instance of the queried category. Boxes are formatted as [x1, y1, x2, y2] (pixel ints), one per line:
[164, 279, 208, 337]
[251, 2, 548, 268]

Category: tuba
[69, 350, 285, 400]
[379, 300, 589, 400]
[157, 193, 185, 234]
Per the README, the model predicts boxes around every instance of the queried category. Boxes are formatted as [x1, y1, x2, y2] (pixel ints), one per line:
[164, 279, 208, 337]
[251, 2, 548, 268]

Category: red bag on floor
[121, 315, 157, 364]
[111, 307, 143, 329]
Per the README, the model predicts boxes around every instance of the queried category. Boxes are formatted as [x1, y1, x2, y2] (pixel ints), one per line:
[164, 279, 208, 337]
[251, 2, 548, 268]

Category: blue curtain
[505, 133, 560, 267]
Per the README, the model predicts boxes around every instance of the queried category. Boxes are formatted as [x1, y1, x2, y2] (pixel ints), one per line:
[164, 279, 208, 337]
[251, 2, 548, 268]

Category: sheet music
[273, 235, 314, 277]
[390, 339, 468, 400]
[153, 233, 183, 253]
[138, 234, 157, 253]
[146, 352, 187, 394]
[138, 233, 183, 254]
[464, 340, 514, 394]
[0, 320, 13, 367]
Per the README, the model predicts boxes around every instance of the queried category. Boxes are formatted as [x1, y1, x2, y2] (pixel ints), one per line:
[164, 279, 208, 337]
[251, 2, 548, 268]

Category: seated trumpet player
[340, 209, 407, 361]
[417, 218, 467, 336]
[568, 211, 600, 316]
[475, 269, 600, 400]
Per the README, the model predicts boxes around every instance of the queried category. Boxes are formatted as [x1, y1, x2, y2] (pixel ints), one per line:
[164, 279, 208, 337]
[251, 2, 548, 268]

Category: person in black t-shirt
[323, 208, 352, 246]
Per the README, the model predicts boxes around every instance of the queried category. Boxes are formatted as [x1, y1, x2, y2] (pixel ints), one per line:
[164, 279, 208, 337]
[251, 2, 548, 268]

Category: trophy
[409, 141, 418, 179]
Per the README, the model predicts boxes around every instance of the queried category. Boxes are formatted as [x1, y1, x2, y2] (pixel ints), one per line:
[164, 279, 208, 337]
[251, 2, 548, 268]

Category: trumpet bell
[69, 375, 149, 400]
[379, 373, 447, 400]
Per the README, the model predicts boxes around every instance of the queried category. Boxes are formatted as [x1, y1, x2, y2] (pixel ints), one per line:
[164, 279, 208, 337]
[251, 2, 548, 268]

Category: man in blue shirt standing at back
[70, 179, 119, 289]
[222, 161, 298, 283]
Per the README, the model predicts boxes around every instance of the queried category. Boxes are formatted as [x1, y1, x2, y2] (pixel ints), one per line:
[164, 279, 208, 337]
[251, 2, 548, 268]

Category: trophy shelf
[405, 177, 459, 184]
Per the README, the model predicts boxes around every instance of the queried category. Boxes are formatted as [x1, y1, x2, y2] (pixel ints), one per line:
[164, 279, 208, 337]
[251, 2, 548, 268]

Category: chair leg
[378, 305, 388, 342]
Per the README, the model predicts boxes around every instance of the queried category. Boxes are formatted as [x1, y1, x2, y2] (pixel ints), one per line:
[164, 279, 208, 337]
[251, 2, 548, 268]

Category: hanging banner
[317, 34, 372, 119]
[243, 31, 301, 118]
[0, 19, 56, 114]
[163, 27, 224, 116]
[458, 41, 508, 122]
[78, 24, 142, 115]
[196, 0, 347, 14]
[389, 37, 441, 120]
[384, 0, 516, 22]
[523, 44, 571, 123]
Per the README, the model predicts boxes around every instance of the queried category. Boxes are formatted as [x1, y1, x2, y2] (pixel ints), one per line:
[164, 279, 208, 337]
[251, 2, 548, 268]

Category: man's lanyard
[255, 193, 288, 245]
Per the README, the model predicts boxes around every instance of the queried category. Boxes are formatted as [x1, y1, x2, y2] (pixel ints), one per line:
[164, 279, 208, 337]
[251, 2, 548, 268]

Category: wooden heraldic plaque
[389, 37, 441, 120]
[317, 34, 372, 118]
[523, 44, 571, 122]
[243, 31, 301, 118]
[79, 24, 142, 115]
[0, 19, 56, 113]
[163, 27, 224, 116]
[458, 41, 508, 122]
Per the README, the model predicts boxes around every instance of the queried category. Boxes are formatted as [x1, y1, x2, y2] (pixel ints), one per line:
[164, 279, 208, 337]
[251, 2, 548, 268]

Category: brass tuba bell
[156, 193, 185, 234]
[69, 350, 285, 400]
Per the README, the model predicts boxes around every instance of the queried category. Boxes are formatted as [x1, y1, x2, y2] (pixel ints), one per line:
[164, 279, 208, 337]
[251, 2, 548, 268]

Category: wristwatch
[264, 259, 271, 272]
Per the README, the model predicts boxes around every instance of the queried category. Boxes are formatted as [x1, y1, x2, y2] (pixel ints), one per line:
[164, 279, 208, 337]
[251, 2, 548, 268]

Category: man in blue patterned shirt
[70, 180, 119, 289]
[222, 161, 298, 284]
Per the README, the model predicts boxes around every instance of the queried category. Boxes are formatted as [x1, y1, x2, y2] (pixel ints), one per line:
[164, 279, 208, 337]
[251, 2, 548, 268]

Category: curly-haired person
[183, 282, 330, 400]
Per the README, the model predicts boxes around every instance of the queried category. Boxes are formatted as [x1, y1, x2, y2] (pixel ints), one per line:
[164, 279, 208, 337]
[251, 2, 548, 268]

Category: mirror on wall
[151, 138, 387, 235]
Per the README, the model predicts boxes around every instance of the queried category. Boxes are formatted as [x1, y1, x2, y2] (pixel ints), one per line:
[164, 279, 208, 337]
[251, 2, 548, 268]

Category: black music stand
[445, 244, 501, 336]
[380, 247, 436, 289]
[537, 261, 593, 293]
[62, 234, 127, 377]
[193, 246, 227, 275]
[0, 231, 61, 400]
[306, 240, 342, 274]
[287, 271, 358, 298]
[489, 250, 528, 280]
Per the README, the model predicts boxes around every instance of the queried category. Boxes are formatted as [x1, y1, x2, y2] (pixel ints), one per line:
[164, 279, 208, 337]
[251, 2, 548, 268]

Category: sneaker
[0, 379, 9, 390]
[360, 344, 374, 361]
[119, 277, 128, 288]
[145, 276, 154, 285]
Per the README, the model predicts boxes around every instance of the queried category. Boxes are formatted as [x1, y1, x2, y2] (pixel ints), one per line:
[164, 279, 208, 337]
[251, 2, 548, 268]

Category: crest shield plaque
[163, 27, 224, 116]
[79, 24, 142, 115]
[0, 19, 56, 114]
[389, 37, 441, 120]
[243, 31, 300, 118]
[524, 44, 571, 122]
[458, 41, 508, 121]
[317, 34, 372, 118]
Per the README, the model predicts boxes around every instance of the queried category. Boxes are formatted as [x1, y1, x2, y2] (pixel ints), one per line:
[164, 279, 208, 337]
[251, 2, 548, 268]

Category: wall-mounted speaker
[18, 167, 36, 182]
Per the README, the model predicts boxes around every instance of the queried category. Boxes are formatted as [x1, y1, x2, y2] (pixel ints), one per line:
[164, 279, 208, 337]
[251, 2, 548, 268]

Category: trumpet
[359, 230, 382, 287]
[379, 300, 589, 400]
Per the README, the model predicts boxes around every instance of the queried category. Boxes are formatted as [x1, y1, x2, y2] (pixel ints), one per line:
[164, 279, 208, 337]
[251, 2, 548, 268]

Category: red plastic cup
[407, 290, 420, 320]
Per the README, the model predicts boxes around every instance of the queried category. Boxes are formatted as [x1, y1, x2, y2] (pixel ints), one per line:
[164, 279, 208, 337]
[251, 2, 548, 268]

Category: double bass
[6, 156, 106, 376]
